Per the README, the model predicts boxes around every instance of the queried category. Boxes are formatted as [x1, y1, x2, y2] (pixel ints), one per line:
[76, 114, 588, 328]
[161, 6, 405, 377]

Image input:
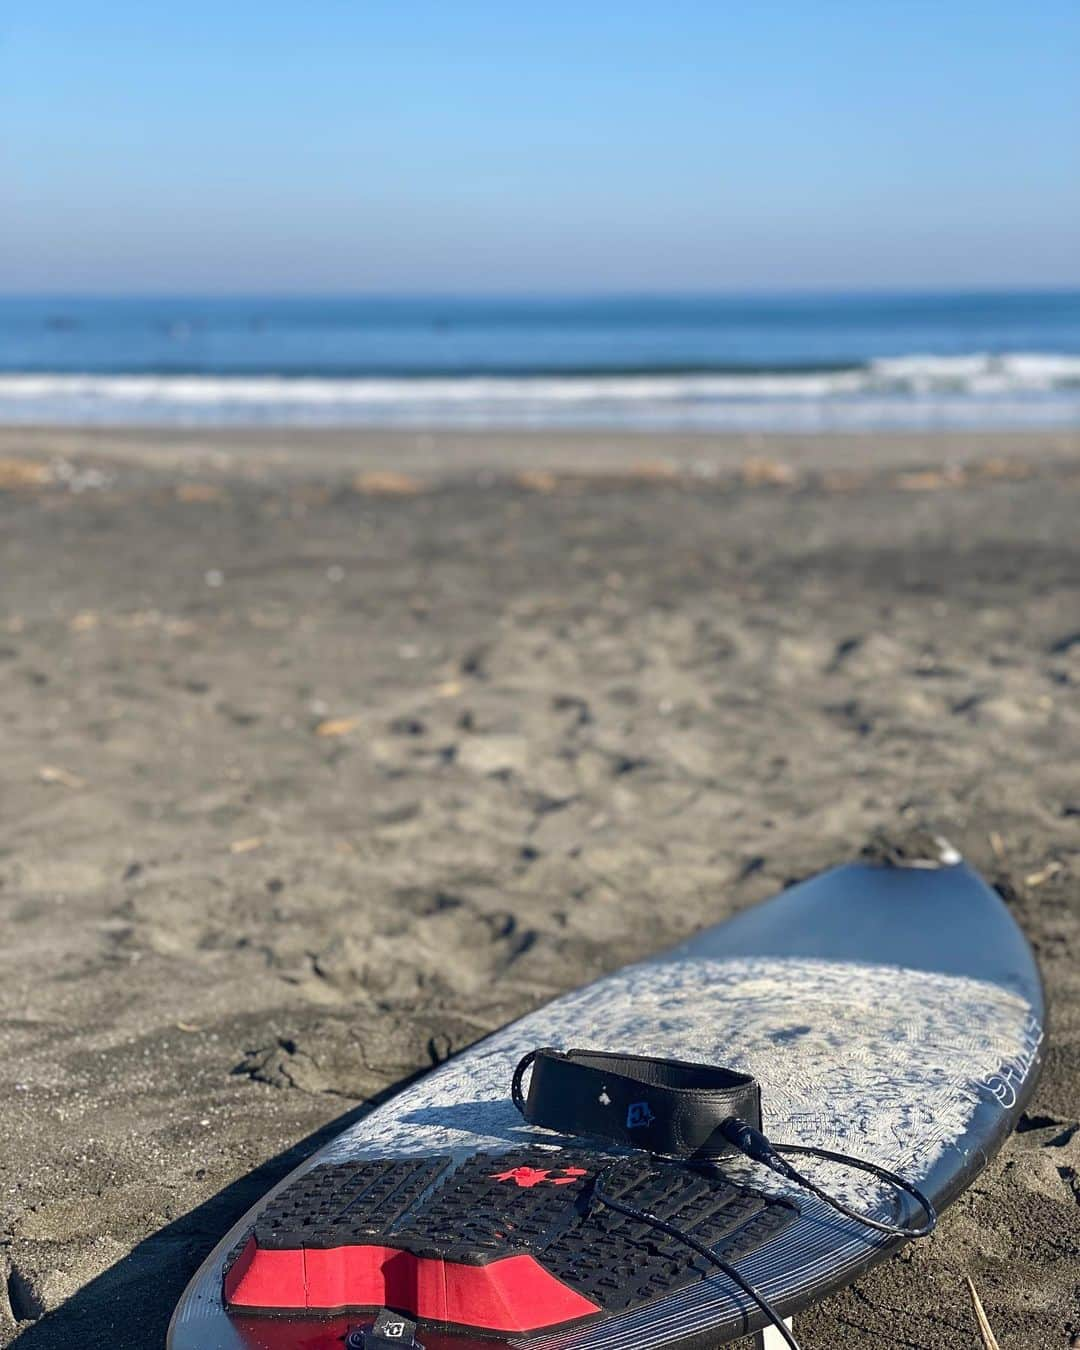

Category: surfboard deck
[169, 850, 1044, 1350]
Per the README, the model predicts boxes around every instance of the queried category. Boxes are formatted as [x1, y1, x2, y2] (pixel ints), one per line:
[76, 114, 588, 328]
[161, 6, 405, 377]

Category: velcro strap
[513, 1048, 761, 1159]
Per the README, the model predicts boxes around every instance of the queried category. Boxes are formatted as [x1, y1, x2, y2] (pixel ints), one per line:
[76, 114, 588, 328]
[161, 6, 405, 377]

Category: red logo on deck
[490, 1165, 588, 1188]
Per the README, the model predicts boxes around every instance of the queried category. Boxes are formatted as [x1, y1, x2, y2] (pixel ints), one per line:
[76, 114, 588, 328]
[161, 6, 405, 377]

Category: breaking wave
[2, 353, 1079, 429]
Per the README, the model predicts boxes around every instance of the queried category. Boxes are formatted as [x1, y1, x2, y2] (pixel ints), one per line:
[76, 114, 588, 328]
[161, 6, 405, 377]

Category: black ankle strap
[512, 1048, 761, 1159]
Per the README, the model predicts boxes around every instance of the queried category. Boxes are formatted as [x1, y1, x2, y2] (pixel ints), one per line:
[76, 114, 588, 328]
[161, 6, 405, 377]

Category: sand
[0, 426, 1077, 1349]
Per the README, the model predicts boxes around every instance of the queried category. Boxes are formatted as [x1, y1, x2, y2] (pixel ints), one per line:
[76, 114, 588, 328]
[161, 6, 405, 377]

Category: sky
[2, 2, 1079, 295]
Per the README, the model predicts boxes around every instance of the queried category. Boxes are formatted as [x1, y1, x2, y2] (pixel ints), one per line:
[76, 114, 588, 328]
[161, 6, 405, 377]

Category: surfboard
[169, 846, 1044, 1350]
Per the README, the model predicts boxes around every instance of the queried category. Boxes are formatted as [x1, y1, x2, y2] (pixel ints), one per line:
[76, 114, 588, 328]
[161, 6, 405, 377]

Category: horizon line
[3, 284, 1080, 304]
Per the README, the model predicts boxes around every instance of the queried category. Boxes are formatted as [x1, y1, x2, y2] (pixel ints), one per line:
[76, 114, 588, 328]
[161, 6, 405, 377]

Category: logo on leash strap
[626, 1101, 655, 1129]
[490, 1165, 588, 1188]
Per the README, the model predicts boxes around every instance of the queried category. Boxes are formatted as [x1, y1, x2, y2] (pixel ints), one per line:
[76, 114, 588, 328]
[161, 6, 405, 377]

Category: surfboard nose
[668, 858, 1043, 1001]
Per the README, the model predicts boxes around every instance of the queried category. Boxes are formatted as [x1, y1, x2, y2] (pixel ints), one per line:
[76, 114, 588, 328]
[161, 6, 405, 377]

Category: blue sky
[3, 3, 1079, 294]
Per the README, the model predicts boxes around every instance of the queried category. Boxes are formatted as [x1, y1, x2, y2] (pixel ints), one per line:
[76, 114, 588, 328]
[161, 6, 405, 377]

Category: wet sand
[1, 427, 1078, 1348]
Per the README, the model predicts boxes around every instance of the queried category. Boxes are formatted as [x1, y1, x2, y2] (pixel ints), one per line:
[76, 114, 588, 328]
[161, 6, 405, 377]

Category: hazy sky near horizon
[3, 3, 1079, 295]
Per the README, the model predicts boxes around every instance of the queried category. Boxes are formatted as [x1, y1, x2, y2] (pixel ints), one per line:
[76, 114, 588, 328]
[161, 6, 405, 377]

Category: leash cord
[588, 1164, 802, 1350]
[719, 1118, 937, 1239]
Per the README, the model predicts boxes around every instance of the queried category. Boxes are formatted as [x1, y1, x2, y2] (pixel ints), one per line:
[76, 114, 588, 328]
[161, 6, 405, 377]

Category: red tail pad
[224, 1236, 601, 1333]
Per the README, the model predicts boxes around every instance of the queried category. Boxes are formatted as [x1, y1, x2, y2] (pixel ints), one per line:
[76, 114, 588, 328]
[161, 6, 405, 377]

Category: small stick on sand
[965, 1276, 1001, 1350]
[229, 836, 264, 854]
[38, 764, 87, 789]
[1024, 860, 1063, 888]
[314, 715, 360, 737]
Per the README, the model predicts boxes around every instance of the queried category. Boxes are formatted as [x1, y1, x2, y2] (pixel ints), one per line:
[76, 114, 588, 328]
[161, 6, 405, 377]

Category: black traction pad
[242, 1146, 798, 1320]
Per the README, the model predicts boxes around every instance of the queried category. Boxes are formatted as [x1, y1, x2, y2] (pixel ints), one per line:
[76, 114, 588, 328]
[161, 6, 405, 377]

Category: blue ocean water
[1, 292, 1079, 430]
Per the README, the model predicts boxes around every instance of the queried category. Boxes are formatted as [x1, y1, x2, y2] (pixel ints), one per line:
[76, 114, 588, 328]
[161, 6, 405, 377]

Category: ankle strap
[512, 1048, 761, 1159]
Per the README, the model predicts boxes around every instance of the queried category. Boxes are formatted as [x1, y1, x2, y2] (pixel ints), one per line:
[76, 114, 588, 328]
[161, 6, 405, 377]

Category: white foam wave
[1, 352, 1079, 429]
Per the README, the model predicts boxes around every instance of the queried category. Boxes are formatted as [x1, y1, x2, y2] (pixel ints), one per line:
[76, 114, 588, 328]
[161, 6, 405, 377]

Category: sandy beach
[1, 425, 1078, 1349]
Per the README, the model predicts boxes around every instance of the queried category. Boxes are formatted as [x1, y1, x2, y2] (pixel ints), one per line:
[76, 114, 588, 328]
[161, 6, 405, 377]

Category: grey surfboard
[169, 847, 1044, 1349]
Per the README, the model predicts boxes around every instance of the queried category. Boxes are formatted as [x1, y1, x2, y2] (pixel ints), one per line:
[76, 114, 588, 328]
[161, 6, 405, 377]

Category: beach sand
[0, 426, 1077, 1348]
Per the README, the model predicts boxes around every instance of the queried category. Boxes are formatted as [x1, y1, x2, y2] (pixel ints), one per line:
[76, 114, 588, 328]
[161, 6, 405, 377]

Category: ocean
[2, 291, 1079, 430]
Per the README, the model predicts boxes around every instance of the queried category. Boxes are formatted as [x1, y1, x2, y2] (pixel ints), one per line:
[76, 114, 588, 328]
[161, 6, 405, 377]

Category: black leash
[719, 1117, 936, 1239]
[512, 1048, 938, 1350]
[587, 1161, 801, 1350]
